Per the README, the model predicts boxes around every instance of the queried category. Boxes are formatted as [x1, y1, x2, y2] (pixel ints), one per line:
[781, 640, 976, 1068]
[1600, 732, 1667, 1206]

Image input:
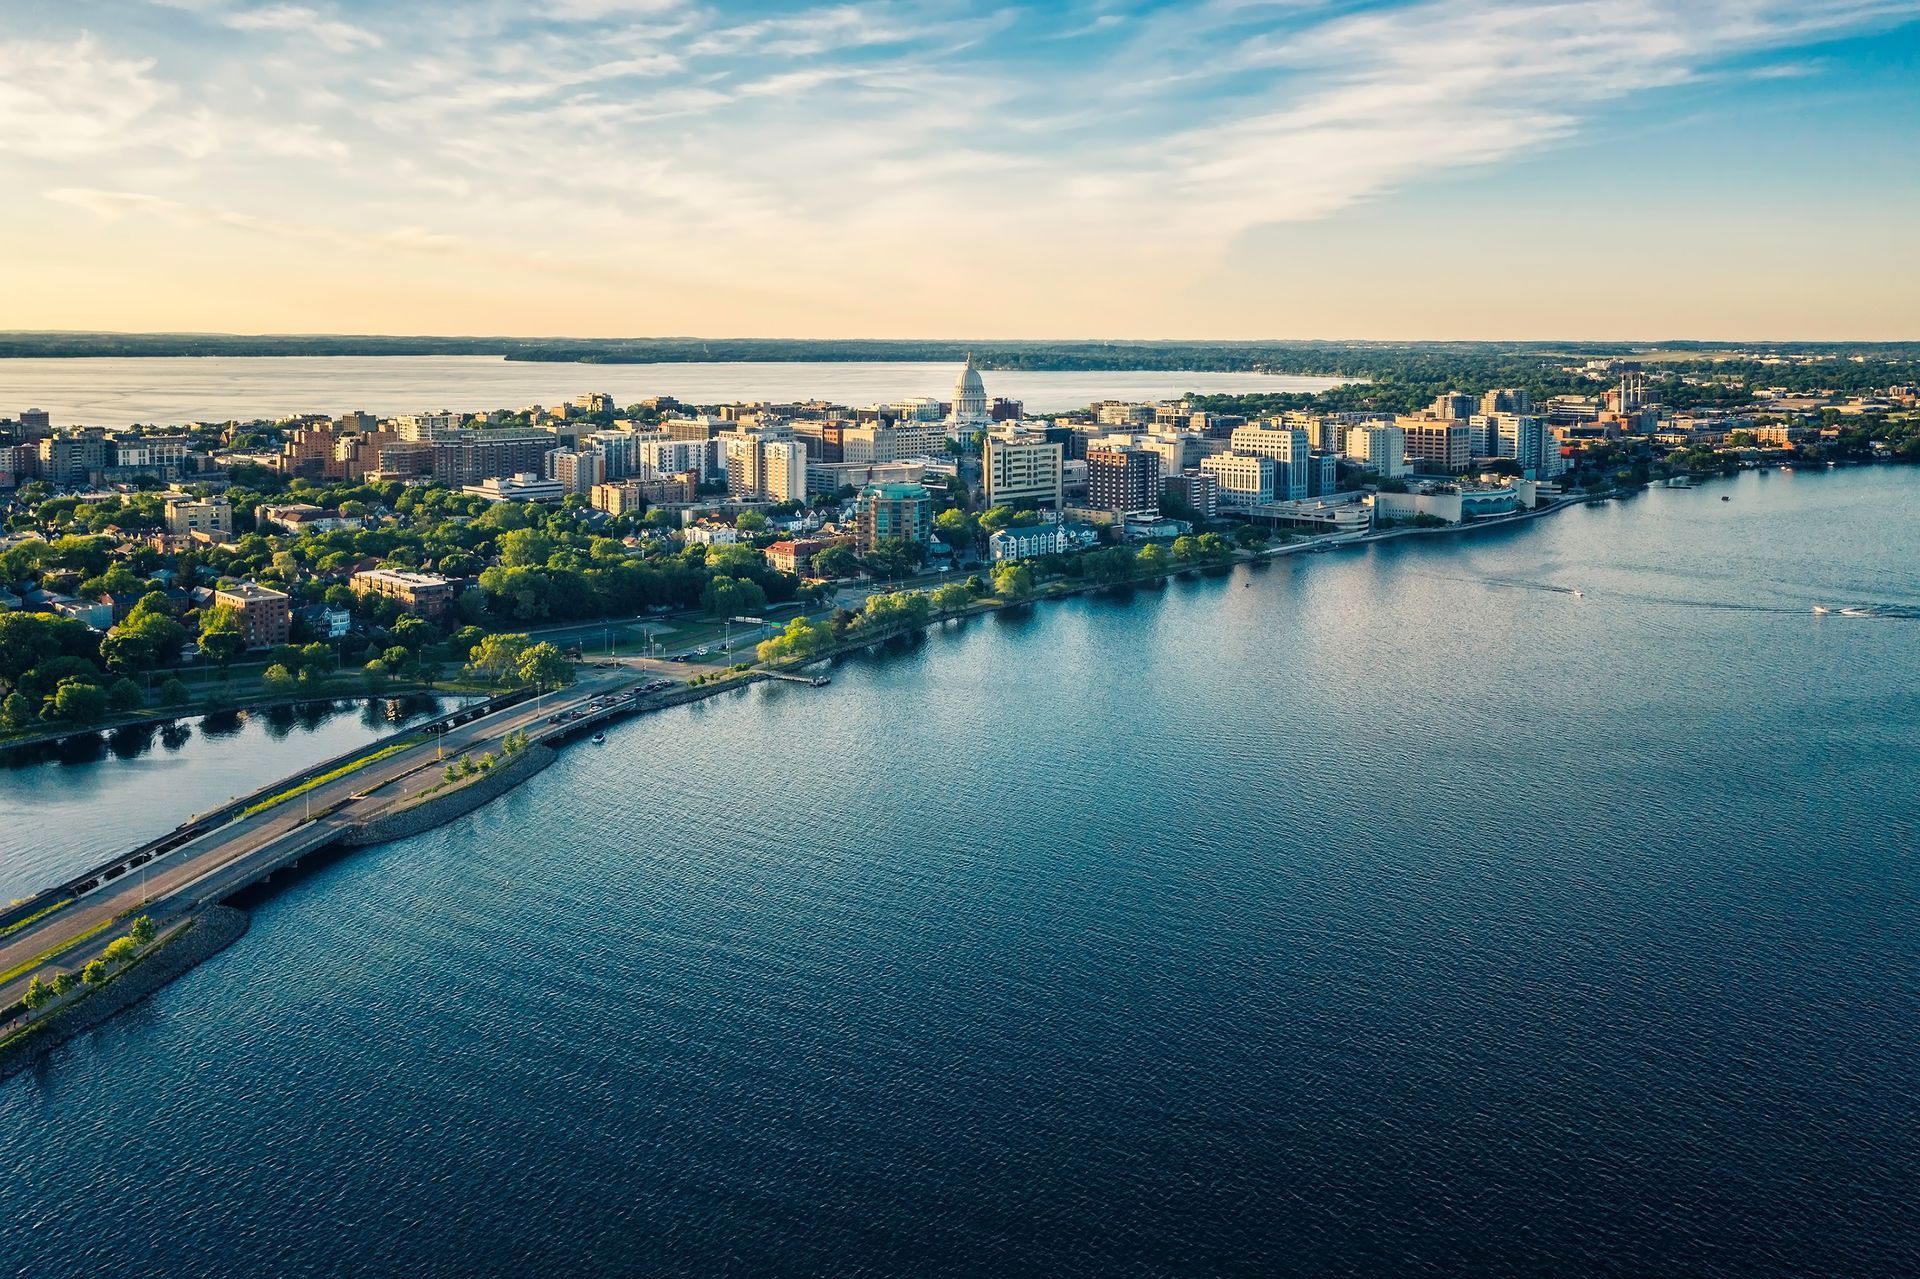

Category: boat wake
[1414, 571, 1920, 619]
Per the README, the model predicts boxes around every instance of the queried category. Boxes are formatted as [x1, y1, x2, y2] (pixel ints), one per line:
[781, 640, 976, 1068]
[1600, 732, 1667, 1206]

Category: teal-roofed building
[855, 483, 931, 554]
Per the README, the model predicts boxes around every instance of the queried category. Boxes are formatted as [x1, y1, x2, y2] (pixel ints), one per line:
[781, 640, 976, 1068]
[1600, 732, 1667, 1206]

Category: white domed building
[949, 353, 990, 427]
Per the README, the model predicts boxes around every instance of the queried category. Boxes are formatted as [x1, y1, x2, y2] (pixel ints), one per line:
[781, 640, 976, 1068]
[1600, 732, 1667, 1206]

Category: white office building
[1228, 424, 1312, 502]
[1200, 453, 1277, 509]
[1344, 425, 1407, 479]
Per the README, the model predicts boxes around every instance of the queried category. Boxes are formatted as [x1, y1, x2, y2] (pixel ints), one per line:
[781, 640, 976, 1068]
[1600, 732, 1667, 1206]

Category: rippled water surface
[3, 468, 1916, 1277]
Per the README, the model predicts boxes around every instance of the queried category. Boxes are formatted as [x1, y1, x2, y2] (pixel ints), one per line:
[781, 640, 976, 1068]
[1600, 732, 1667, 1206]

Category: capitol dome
[950, 353, 989, 424]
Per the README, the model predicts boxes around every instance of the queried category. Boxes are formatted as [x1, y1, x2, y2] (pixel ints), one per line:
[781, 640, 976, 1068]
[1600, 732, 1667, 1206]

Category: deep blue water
[3, 467, 1916, 1278]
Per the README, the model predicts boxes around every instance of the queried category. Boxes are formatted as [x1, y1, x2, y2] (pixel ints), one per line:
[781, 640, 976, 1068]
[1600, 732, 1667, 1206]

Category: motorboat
[591, 732, 606, 744]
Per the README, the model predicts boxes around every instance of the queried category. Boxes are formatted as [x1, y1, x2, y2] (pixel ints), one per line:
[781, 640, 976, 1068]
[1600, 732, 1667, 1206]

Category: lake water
[0, 695, 460, 902]
[0, 357, 1342, 427]
[3, 467, 1916, 1277]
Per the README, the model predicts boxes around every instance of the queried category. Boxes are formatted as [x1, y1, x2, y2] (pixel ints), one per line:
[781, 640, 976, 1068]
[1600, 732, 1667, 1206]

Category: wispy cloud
[221, 3, 384, 52]
[8, 0, 1920, 335]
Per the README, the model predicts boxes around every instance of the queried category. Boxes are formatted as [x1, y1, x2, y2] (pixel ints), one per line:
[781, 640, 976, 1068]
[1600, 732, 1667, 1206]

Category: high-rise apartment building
[213, 582, 292, 648]
[431, 432, 557, 487]
[723, 435, 806, 502]
[1085, 445, 1162, 518]
[1165, 470, 1220, 519]
[545, 446, 607, 495]
[854, 483, 932, 553]
[983, 429, 1064, 510]
[164, 494, 233, 538]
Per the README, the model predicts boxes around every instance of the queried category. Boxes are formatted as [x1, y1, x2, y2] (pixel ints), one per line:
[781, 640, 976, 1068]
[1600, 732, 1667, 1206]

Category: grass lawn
[0, 917, 117, 988]
[239, 733, 426, 819]
[0, 900, 72, 942]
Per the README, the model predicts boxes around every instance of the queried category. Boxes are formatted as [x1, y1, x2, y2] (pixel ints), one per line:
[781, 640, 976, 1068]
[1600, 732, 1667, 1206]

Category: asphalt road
[0, 657, 726, 1011]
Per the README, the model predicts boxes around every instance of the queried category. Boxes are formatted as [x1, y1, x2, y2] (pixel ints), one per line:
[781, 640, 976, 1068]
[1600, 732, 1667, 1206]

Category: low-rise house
[763, 536, 850, 576]
[298, 603, 352, 638]
[258, 503, 361, 533]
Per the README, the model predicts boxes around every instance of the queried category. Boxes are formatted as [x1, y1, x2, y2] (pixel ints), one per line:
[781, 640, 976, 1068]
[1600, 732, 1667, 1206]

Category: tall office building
[1399, 420, 1471, 474]
[1479, 388, 1532, 416]
[1344, 425, 1407, 479]
[1199, 453, 1276, 509]
[1427, 392, 1476, 421]
[1228, 424, 1312, 502]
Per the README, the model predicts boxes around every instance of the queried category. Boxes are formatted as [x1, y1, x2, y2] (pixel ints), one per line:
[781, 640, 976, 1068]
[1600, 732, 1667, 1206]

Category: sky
[3, 0, 1918, 340]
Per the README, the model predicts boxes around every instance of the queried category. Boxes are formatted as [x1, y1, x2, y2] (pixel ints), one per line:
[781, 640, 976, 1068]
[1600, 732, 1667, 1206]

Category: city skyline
[4, 0, 1919, 339]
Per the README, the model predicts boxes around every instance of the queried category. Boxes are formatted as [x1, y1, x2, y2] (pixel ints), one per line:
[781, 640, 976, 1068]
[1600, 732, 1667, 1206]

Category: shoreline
[0, 488, 1621, 1076]
[0, 680, 476, 756]
[0, 906, 250, 1083]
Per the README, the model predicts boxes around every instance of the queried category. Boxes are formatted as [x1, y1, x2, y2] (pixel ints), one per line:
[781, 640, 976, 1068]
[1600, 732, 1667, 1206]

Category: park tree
[992, 563, 1034, 600]
[82, 960, 107, 986]
[1136, 543, 1170, 574]
[129, 915, 157, 946]
[1, 692, 35, 733]
[48, 679, 109, 723]
[515, 641, 573, 691]
[931, 582, 972, 612]
[863, 538, 926, 581]
[389, 615, 435, 650]
[756, 616, 832, 665]
[469, 632, 531, 683]
[812, 542, 858, 579]
[196, 605, 249, 667]
[24, 975, 53, 1013]
[1088, 547, 1136, 583]
[497, 527, 556, 569]
[158, 678, 190, 707]
[700, 574, 767, 618]
[934, 508, 979, 552]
